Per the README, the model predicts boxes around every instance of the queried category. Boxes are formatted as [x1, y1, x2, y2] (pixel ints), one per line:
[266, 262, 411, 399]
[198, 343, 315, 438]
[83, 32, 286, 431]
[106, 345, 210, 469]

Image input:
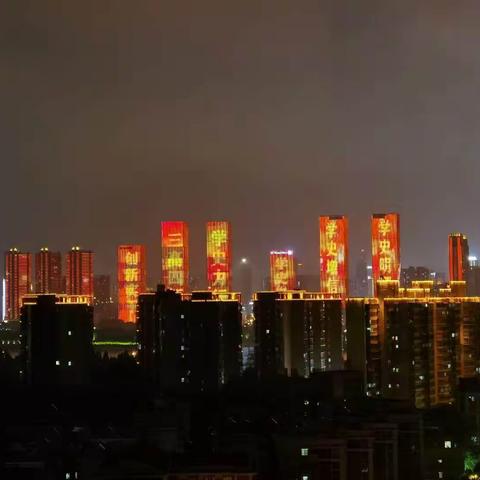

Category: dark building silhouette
[93, 274, 115, 324]
[351, 249, 369, 297]
[467, 257, 480, 296]
[35, 248, 62, 294]
[254, 291, 343, 378]
[65, 247, 94, 297]
[4, 248, 32, 320]
[401, 266, 431, 287]
[137, 286, 242, 392]
[21, 294, 94, 385]
[94, 274, 111, 303]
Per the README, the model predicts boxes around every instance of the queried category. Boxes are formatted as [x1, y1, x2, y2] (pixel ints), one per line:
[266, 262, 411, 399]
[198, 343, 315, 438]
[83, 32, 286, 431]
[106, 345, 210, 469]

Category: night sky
[2, 1, 480, 287]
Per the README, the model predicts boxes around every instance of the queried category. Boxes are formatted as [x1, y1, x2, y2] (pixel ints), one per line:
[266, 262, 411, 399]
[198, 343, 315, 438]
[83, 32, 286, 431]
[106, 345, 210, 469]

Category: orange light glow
[118, 245, 146, 323]
[319, 215, 349, 296]
[206, 221, 231, 292]
[161, 221, 189, 293]
[270, 251, 296, 291]
[371, 213, 400, 290]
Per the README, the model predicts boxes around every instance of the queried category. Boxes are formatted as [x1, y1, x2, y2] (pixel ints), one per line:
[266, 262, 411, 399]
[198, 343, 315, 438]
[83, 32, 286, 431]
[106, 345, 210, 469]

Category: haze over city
[3, 1, 480, 284]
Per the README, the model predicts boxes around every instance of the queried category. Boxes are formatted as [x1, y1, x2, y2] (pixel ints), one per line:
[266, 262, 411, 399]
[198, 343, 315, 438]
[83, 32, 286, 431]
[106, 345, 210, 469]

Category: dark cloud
[1, 0, 480, 286]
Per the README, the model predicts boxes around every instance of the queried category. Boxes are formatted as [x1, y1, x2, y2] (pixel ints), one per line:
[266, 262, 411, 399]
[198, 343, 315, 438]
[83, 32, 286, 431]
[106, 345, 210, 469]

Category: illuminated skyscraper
[319, 215, 349, 296]
[270, 251, 296, 291]
[35, 248, 62, 294]
[206, 221, 232, 292]
[371, 213, 400, 291]
[118, 245, 147, 323]
[65, 247, 94, 298]
[449, 233, 469, 282]
[4, 248, 32, 320]
[161, 221, 189, 293]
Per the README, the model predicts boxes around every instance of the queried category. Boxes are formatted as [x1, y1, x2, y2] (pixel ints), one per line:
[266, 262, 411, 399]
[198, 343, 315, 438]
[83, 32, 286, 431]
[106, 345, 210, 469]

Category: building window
[55, 360, 60, 366]
[68, 361, 72, 367]
[301, 448, 309, 456]
[302, 476, 309, 480]
[444, 441, 452, 449]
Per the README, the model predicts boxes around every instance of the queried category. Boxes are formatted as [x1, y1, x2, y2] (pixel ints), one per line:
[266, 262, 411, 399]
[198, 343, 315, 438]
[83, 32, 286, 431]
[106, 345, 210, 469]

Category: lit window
[301, 448, 309, 456]
[68, 331, 72, 336]
[438, 459, 443, 463]
[66, 474, 70, 479]
[444, 441, 452, 449]
[302, 476, 309, 480]
[438, 472, 443, 479]
[266, 329, 270, 334]
[56, 360, 60, 366]
[68, 361, 72, 366]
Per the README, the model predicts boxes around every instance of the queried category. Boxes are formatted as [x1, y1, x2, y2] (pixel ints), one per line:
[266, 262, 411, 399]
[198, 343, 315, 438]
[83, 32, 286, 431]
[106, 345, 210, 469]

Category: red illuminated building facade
[206, 221, 232, 292]
[371, 213, 400, 290]
[4, 248, 32, 320]
[270, 251, 296, 291]
[319, 215, 349, 296]
[161, 221, 189, 293]
[118, 245, 147, 323]
[448, 233, 469, 282]
[65, 247, 94, 298]
[35, 248, 62, 294]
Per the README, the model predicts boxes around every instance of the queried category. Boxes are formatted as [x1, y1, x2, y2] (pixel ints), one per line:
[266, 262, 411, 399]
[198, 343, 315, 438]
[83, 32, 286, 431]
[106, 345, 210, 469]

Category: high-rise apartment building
[467, 256, 480, 296]
[161, 222, 189, 293]
[118, 245, 146, 323]
[270, 251, 296, 291]
[65, 247, 94, 298]
[346, 282, 480, 408]
[4, 248, 32, 320]
[35, 248, 62, 294]
[137, 286, 242, 392]
[319, 215, 349, 296]
[21, 294, 94, 385]
[206, 221, 232, 292]
[254, 291, 343, 379]
[371, 213, 400, 292]
[449, 233, 469, 282]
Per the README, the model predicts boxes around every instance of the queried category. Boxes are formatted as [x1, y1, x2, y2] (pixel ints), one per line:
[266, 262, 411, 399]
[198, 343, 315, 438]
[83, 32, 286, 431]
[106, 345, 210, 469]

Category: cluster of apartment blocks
[134, 278, 480, 411]
[3, 246, 94, 320]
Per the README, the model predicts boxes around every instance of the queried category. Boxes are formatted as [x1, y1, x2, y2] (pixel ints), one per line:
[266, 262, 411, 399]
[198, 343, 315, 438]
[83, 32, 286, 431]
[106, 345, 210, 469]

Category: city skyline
[3, 2, 480, 284]
[3, 215, 476, 295]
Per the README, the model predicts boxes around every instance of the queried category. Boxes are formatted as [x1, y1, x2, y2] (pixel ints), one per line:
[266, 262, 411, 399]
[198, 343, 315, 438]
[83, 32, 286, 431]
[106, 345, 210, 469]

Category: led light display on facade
[118, 244, 146, 323]
[161, 221, 189, 293]
[319, 215, 348, 296]
[371, 213, 400, 287]
[270, 251, 296, 291]
[206, 221, 231, 292]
